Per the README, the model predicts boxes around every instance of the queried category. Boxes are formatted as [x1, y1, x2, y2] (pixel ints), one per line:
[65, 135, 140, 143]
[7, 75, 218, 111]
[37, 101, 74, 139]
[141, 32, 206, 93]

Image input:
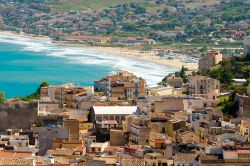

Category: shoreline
[0, 30, 198, 70]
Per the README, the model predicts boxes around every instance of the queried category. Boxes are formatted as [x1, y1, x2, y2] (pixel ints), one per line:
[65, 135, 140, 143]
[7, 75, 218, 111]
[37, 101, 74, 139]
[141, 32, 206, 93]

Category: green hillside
[50, 0, 220, 11]
[51, 0, 145, 11]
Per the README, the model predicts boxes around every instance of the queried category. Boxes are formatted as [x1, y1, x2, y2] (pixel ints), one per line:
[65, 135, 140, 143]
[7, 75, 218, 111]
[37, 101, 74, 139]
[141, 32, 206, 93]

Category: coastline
[0, 30, 198, 70]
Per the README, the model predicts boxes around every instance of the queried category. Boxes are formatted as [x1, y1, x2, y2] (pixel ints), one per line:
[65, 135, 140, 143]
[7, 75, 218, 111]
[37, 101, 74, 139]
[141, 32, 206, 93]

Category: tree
[36, 82, 49, 94]
[220, 69, 233, 85]
[0, 92, 5, 103]
[180, 66, 188, 83]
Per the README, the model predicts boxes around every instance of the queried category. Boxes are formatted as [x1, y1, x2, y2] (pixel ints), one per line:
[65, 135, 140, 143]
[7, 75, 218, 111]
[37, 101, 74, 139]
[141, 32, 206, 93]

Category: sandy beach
[0, 31, 198, 70]
[87, 46, 198, 70]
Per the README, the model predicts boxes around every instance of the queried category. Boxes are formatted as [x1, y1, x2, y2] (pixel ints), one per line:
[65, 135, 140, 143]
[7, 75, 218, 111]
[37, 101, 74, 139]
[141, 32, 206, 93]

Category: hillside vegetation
[50, 0, 220, 11]
[51, 0, 145, 11]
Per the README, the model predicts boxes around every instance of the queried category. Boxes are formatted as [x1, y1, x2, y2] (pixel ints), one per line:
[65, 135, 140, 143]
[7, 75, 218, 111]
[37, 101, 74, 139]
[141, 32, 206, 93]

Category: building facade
[188, 76, 220, 96]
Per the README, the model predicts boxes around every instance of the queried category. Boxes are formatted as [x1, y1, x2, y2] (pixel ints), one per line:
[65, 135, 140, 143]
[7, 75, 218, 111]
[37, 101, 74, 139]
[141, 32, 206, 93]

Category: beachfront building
[94, 70, 146, 101]
[188, 75, 220, 97]
[112, 37, 155, 46]
[198, 50, 222, 73]
[63, 35, 111, 43]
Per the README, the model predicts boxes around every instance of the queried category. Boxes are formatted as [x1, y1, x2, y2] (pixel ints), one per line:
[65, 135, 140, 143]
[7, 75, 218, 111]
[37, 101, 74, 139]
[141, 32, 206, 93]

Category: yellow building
[240, 120, 250, 142]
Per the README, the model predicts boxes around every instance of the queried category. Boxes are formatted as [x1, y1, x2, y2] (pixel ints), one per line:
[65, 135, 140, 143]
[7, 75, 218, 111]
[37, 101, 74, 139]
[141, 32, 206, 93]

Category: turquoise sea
[0, 35, 177, 98]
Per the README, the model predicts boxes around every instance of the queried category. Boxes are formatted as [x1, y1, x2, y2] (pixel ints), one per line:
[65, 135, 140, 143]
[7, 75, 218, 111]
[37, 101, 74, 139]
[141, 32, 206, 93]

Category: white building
[90, 106, 138, 124]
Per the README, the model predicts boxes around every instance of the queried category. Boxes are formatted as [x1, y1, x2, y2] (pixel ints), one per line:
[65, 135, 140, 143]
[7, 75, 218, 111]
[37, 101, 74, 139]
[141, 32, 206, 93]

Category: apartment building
[188, 75, 220, 96]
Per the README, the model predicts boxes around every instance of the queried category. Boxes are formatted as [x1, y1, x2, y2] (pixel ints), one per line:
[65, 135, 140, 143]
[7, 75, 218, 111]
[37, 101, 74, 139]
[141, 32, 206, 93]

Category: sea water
[0, 35, 177, 98]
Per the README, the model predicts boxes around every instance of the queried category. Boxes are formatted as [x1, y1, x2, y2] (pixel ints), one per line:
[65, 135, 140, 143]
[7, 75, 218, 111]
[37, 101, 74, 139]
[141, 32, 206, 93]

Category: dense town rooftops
[122, 159, 144, 166]
[0, 151, 32, 158]
[174, 152, 199, 162]
[0, 158, 33, 166]
[92, 106, 137, 115]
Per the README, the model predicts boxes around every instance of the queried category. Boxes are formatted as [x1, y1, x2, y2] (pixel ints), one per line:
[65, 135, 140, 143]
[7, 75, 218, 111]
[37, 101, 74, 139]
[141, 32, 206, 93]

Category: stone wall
[0, 100, 37, 131]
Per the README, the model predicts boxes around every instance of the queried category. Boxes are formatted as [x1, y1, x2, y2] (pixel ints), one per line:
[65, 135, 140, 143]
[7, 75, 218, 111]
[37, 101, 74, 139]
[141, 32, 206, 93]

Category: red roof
[75, 146, 84, 152]
[0, 151, 32, 158]
[102, 120, 118, 125]
[242, 121, 250, 127]
[105, 146, 121, 150]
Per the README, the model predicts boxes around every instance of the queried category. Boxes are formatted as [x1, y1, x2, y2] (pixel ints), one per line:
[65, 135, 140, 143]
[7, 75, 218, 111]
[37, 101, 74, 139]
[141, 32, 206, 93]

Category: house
[240, 119, 250, 142]
[8, 135, 30, 152]
[88, 142, 109, 153]
[167, 119, 186, 139]
[165, 75, 183, 88]
[110, 129, 126, 146]
[130, 123, 151, 145]
[232, 79, 247, 86]
[173, 153, 199, 166]
[148, 86, 177, 96]
[151, 95, 187, 113]
[149, 138, 173, 159]
[234, 94, 250, 117]
[144, 153, 168, 166]
[37, 97, 59, 116]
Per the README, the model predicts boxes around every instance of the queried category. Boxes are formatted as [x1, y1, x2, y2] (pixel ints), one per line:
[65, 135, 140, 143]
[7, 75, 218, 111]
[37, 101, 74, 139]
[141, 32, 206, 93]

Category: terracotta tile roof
[200, 154, 218, 160]
[237, 149, 250, 154]
[101, 120, 118, 125]
[174, 153, 198, 161]
[0, 151, 32, 158]
[0, 158, 33, 165]
[47, 149, 72, 156]
[105, 146, 121, 151]
[78, 117, 88, 123]
[75, 146, 84, 152]
[242, 121, 250, 127]
[122, 159, 144, 166]
[93, 157, 117, 165]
